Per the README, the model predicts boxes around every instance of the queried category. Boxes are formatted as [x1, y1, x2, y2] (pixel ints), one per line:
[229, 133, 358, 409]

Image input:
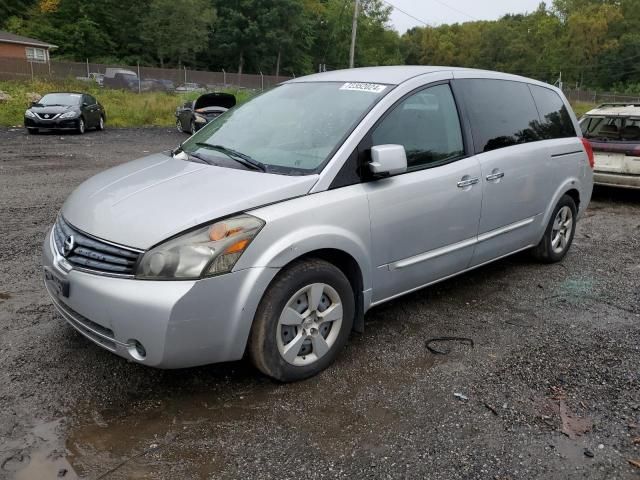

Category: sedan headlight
[59, 111, 79, 119]
[25, 110, 36, 118]
[136, 214, 264, 279]
[194, 113, 207, 123]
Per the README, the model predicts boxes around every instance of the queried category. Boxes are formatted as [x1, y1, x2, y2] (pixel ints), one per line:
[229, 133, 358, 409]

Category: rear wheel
[532, 194, 577, 263]
[249, 259, 354, 382]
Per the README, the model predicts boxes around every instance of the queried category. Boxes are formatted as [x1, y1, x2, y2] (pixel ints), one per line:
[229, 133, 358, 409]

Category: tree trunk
[275, 48, 281, 78]
[238, 50, 244, 76]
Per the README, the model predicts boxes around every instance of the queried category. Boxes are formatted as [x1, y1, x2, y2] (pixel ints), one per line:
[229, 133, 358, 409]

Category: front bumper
[25, 117, 80, 130]
[593, 171, 640, 189]
[42, 227, 277, 368]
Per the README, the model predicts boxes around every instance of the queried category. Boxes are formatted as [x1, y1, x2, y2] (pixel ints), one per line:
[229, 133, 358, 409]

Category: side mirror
[369, 144, 407, 176]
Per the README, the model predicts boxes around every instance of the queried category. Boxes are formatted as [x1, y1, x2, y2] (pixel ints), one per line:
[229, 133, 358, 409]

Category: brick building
[0, 31, 57, 63]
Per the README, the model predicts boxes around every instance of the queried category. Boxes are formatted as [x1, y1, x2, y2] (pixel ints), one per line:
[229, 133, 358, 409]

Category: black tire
[77, 117, 85, 134]
[249, 259, 355, 382]
[176, 118, 184, 133]
[97, 115, 105, 131]
[27, 128, 39, 134]
[190, 119, 196, 135]
[531, 194, 577, 263]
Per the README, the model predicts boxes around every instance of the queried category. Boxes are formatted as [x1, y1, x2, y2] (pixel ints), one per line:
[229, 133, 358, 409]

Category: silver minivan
[43, 67, 594, 381]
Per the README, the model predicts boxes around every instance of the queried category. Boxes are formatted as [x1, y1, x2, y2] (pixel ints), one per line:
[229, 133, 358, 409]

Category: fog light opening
[127, 339, 147, 361]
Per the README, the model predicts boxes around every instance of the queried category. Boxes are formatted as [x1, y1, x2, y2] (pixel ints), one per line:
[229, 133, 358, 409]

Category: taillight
[632, 146, 640, 158]
[581, 137, 595, 169]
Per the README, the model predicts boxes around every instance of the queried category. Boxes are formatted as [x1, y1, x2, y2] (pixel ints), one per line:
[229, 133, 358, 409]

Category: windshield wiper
[195, 142, 266, 172]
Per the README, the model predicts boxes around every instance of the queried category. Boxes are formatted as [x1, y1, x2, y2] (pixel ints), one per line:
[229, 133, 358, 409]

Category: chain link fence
[0, 58, 290, 91]
[563, 88, 640, 105]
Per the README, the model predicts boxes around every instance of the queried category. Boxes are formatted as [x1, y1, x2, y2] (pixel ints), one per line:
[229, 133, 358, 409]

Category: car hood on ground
[61, 153, 318, 249]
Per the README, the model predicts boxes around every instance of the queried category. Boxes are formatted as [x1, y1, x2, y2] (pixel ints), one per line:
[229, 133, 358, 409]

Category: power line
[427, 0, 479, 21]
[381, 0, 432, 27]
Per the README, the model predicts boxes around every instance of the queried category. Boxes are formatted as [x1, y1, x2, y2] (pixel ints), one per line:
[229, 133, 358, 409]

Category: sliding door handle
[457, 177, 479, 188]
[486, 171, 505, 182]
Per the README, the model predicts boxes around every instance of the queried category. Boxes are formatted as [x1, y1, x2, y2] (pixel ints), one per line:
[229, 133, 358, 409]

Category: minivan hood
[61, 153, 318, 249]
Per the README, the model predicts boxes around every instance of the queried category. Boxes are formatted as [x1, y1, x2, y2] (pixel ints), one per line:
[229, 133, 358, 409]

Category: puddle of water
[4, 419, 79, 480]
[62, 352, 443, 477]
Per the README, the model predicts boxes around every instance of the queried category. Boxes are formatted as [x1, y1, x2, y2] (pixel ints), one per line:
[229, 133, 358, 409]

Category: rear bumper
[593, 171, 640, 189]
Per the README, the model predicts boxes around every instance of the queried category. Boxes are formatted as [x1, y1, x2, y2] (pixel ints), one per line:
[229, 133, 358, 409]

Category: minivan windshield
[37, 93, 82, 106]
[181, 82, 389, 174]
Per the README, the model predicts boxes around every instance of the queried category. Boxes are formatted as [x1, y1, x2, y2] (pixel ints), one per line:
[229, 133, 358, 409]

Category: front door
[363, 83, 483, 303]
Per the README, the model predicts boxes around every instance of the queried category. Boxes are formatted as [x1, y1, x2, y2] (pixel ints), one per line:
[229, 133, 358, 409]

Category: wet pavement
[0, 127, 639, 479]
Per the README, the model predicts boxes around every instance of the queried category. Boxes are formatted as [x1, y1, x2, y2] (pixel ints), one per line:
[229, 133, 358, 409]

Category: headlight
[25, 110, 36, 118]
[136, 214, 264, 279]
[194, 113, 207, 123]
[59, 111, 78, 119]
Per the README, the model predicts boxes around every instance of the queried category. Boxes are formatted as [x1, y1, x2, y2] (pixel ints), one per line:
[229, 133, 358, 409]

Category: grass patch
[0, 78, 256, 128]
[571, 101, 596, 118]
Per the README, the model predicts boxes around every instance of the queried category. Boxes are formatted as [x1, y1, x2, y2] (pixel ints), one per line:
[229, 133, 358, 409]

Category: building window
[25, 47, 47, 63]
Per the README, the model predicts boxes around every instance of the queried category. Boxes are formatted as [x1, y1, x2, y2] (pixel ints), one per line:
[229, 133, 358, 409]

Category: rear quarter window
[529, 85, 576, 139]
[456, 79, 541, 154]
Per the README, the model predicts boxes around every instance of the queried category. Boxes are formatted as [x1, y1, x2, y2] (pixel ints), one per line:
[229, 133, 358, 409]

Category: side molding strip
[386, 216, 536, 271]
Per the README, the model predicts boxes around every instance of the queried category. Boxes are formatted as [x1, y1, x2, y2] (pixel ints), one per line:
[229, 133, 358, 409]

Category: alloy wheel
[551, 205, 573, 254]
[276, 283, 343, 366]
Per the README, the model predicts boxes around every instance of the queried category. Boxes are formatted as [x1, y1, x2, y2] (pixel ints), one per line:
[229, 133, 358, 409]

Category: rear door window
[456, 79, 541, 153]
[529, 85, 576, 139]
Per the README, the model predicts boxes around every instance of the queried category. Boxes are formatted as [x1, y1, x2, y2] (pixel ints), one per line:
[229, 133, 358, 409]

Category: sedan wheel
[97, 115, 105, 131]
[77, 118, 85, 134]
[176, 118, 184, 133]
[190, 120, 196, 135]
[249, 259, 354, 382]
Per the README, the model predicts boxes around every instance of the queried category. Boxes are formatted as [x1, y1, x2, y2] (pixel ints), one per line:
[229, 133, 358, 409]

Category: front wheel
[77, 117, 85, 134]
[249, 259, 354, 382]
[97, 115, 105, 131]
[531, 194, 577, 263]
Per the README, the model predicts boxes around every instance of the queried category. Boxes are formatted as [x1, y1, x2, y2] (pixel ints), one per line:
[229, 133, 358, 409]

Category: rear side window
[456, 79, 541, 153]
[529, 85, 576, 139]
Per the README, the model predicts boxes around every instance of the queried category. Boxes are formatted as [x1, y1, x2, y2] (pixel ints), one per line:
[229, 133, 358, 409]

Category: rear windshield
[580, 116, 640, 142]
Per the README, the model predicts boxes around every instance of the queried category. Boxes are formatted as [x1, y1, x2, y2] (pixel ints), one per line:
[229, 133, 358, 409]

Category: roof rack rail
[595, 102, 640, 108]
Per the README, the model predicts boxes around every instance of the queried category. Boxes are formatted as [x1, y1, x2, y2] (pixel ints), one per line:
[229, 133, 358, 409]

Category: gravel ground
[0, 127, 639, 480]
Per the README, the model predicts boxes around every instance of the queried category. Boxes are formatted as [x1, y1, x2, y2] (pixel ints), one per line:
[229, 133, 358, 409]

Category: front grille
[34, 112, 60, 120]
[53, 217, 142, 276]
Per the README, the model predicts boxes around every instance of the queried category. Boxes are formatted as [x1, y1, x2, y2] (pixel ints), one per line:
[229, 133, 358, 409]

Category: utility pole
[349, 0, 359, 69]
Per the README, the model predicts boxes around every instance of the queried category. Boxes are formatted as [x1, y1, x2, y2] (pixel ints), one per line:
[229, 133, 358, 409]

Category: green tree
[140, 0, 215, 67]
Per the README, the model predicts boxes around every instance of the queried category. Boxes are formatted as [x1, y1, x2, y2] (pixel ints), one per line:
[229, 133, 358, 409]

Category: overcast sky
[388, 0, 544, 32]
